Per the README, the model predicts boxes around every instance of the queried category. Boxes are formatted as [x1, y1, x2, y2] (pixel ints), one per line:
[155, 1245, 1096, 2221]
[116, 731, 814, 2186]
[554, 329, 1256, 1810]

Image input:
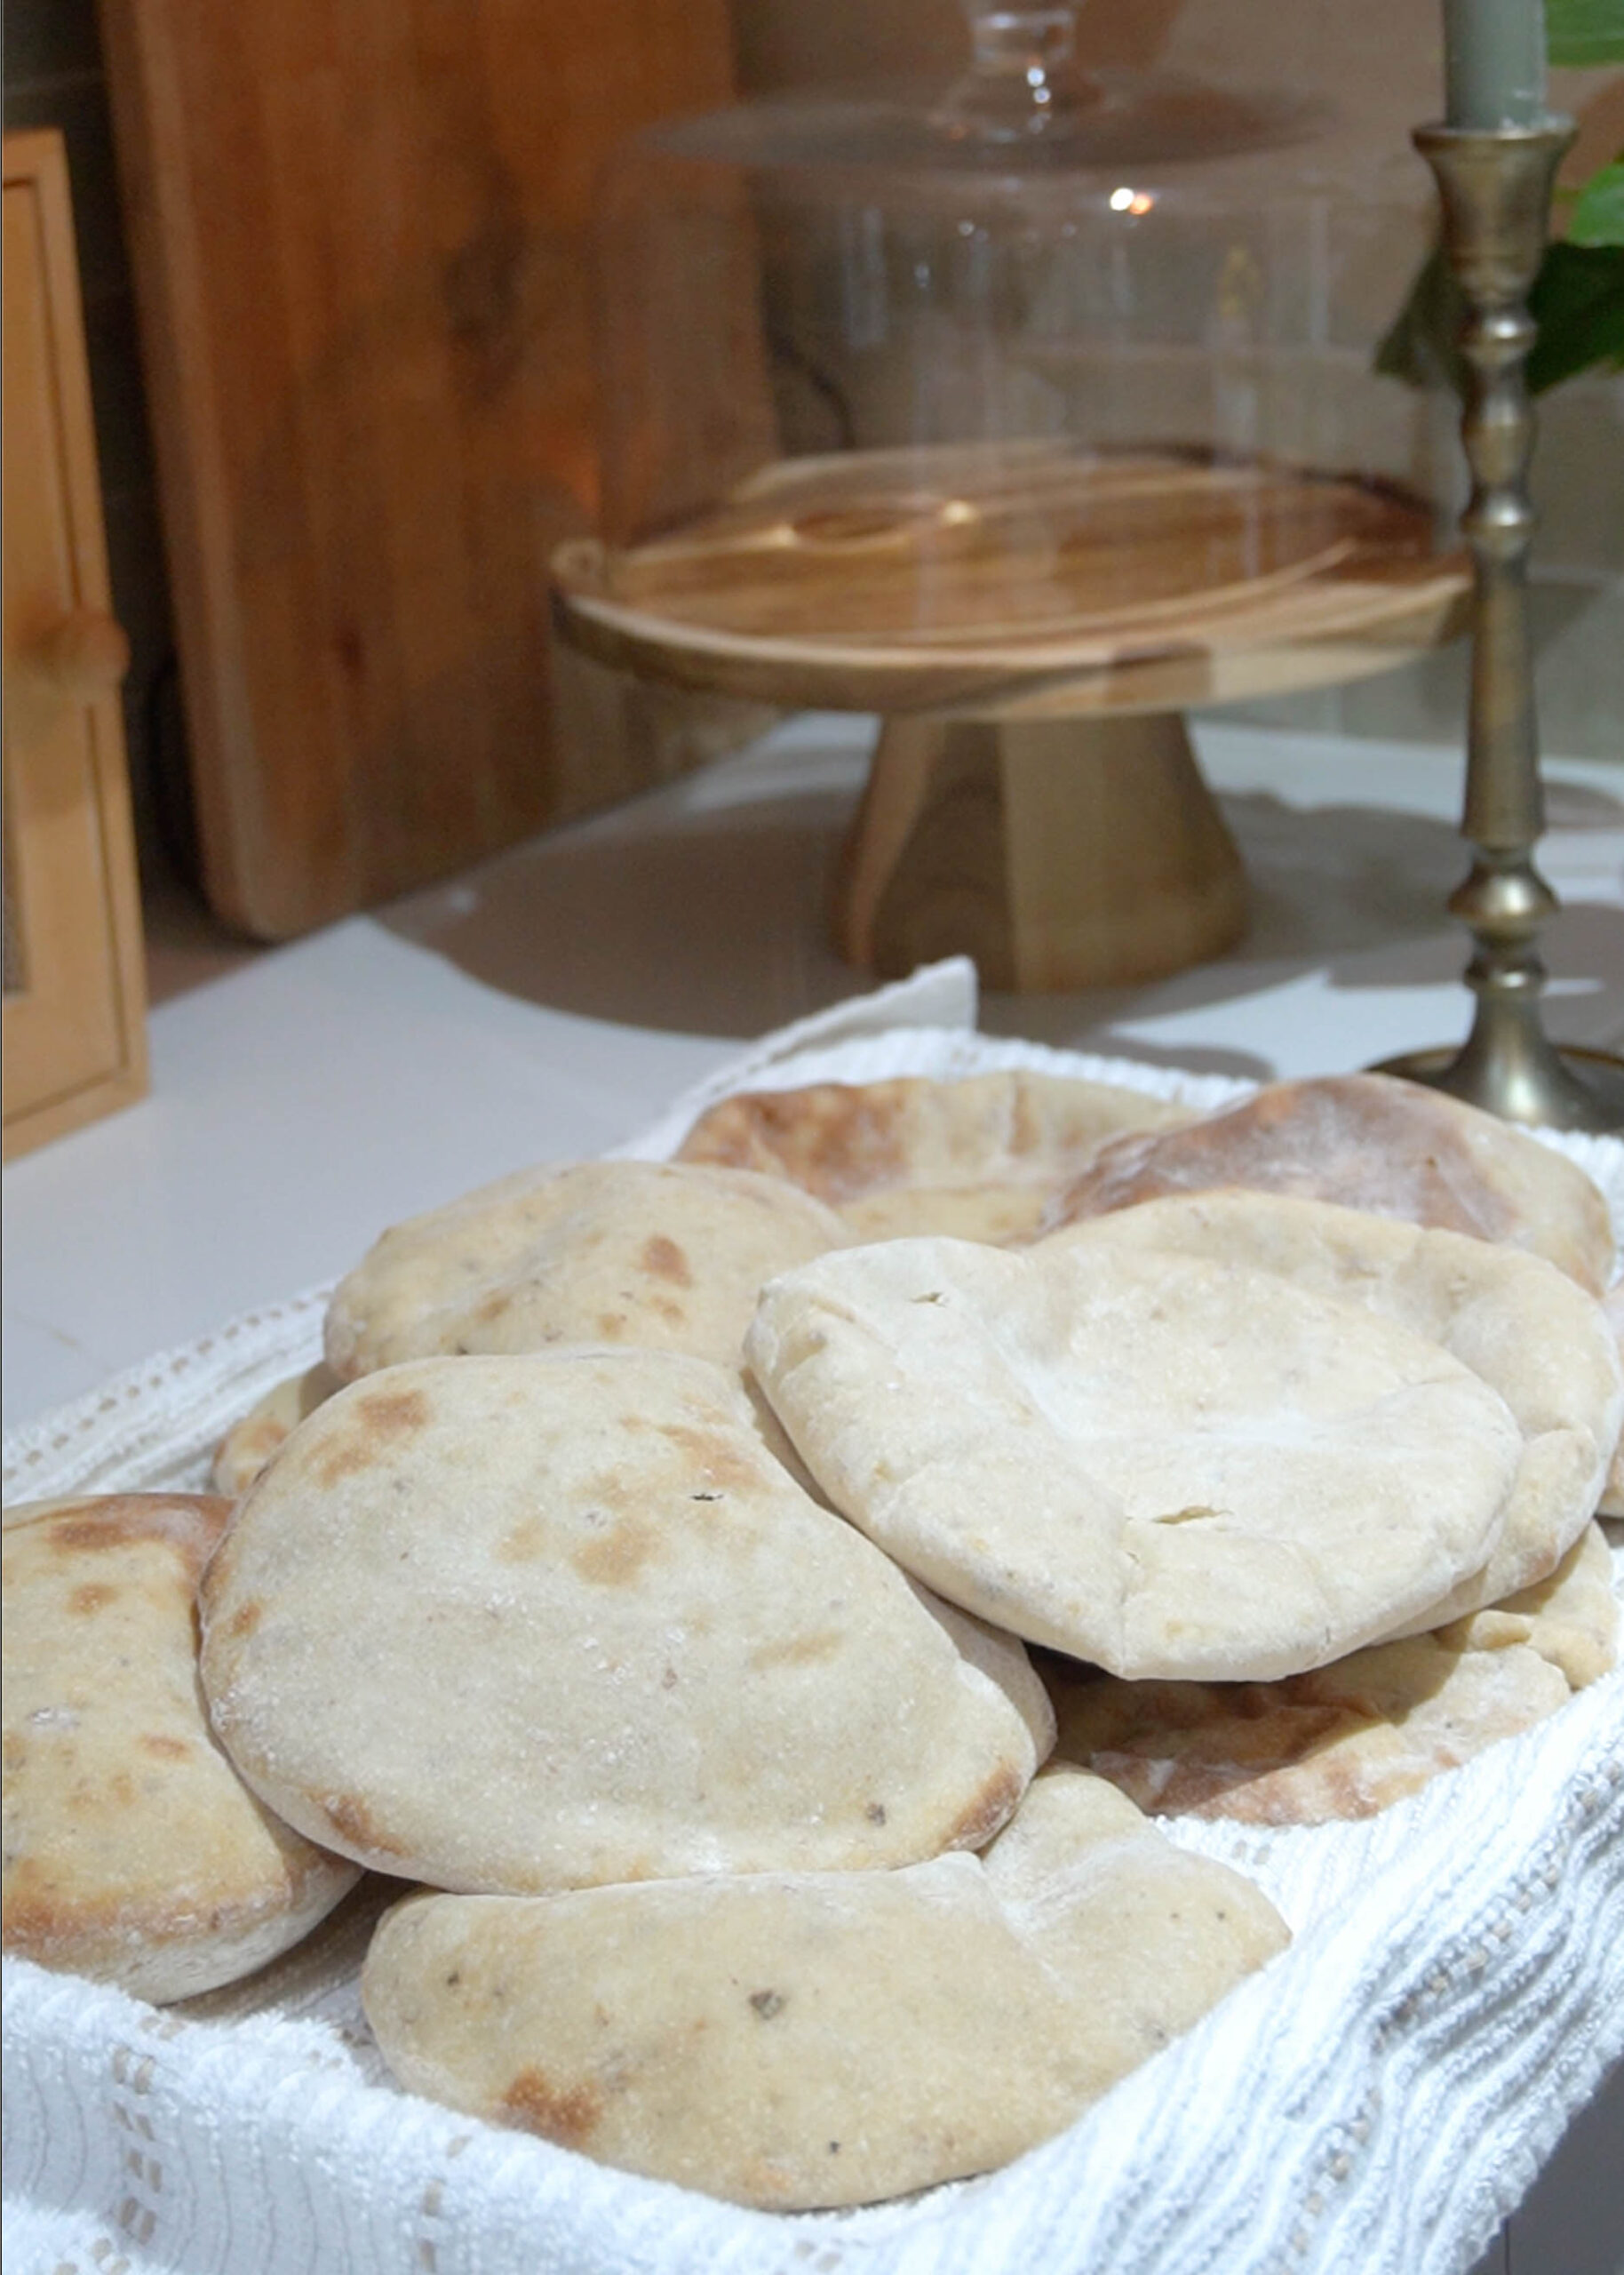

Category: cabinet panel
[3, 129, 147, 1161]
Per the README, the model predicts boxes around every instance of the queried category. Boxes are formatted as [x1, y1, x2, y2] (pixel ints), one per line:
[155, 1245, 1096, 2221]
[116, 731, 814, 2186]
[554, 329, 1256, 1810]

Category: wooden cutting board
[99, 0, 743, 939]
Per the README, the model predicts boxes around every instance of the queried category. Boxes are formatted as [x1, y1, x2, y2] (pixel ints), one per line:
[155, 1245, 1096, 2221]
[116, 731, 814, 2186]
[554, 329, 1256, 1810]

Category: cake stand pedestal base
[832, 708, 1247, 992]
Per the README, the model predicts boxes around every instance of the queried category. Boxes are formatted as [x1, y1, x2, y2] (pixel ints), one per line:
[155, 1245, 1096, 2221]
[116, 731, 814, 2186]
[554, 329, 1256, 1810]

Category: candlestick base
[1372, 1039, 1624, 1134]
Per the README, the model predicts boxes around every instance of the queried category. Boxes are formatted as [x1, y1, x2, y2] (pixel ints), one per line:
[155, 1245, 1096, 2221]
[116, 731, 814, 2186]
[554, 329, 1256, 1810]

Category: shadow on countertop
[375, 754, 1624, 1074]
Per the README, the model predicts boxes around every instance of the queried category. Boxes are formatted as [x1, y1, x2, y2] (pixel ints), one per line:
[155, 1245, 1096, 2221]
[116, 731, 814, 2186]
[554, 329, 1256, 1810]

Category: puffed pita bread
[676, 1070, 1195, 1244]
[361, 1764, 1287, 2211]
[1040, 1190, 1623, 1626]
[1600, 1281, 1624, 1518]
[213, 1362, 342, 1497]
[200, 1350, 1053, 1893]
[1044, 1072, 1614, 1295]
[1044, 1521, 1617, 1827]
[324, 1160, 850, 1381]
[746, 1236, 1523, 1680]
[2, 1495, 361, 2002]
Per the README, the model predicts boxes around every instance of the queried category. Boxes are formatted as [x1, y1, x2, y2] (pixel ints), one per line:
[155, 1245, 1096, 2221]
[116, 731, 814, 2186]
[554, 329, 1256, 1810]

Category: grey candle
[1443, 0, 1548, 127]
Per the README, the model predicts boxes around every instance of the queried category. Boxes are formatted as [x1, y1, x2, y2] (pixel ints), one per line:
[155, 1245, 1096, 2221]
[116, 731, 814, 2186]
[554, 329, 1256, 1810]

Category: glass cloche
[553, 4, 1467, 988]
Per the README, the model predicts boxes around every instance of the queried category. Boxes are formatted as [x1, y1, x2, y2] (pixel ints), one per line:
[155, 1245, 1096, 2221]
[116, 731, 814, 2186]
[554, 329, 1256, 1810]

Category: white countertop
[4, 713, 1622, 1432]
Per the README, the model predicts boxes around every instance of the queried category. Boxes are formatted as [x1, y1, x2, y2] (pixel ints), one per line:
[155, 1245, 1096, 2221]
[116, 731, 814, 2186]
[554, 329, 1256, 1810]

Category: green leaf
[1526, 240, 1624, 389]
[1545, 0, 1624, 67]
[1569, 158, 1624, 245]
[1374, 238, 1624, 397]
[1373, 245, 1469, 394]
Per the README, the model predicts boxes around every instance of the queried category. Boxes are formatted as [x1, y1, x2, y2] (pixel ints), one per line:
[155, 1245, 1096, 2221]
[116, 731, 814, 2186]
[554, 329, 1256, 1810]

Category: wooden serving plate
[553, 443, 1469, 989]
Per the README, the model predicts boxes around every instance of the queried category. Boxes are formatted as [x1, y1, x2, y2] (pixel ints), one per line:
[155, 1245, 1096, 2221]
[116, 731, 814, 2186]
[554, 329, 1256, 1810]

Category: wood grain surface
[833, 709, 1249, 992]
[3, 130, 147, 1158]
[552, 435, 1469, 992]
[100, 0, 739, 938]
[553, 441, 1469, 719]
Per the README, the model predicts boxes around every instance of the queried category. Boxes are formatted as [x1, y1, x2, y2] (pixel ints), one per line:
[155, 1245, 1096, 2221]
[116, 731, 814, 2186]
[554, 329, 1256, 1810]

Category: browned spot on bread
[322, 1792, 409, 1857]
[501, 2066, 603, 2146]
[496, 1516, 548, 1562]
[673, 1095, 783, 1177]
[3, 1848, 330, 1958]
[67, 1769, 137, 1816]
[578, 1469, 633, 1514]
[312, 1388, 431, 1484]
[138, 1733, 189, 1760]
[638, 1234, 693, 1288]
[750, 1630, 842, 1671]
[1051, 1074, 1525, 1252]
[67, 1583, 117, 1616]
[45, 1495, 231, 1570]
[791, 1085, 909, 1196]
[943, 1760, 1024, 1852]
[596, 1313, 629, 1340]
[678, 1081, 917, 1202]
[227, 1600, 264, 1640]
[571, 1518, 656, 1586]
[357, 1388, 431, 1437]
[653, 1424, 764, 1495]
[0, 1858, 73, 1952]
[314, 1441, 375, 1486]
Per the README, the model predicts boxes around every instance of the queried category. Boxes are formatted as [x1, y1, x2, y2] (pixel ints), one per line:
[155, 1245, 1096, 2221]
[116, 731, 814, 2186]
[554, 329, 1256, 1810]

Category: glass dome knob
[932, 4, 1103, 145]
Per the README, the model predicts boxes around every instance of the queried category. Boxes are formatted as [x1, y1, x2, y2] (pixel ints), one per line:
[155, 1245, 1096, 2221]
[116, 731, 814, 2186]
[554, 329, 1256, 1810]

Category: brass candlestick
[1376, 121, 1624, 1132]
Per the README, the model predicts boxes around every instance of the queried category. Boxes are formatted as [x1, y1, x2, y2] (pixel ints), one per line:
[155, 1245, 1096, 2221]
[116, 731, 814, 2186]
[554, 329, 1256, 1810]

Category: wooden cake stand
[553, 442, 1469, 991]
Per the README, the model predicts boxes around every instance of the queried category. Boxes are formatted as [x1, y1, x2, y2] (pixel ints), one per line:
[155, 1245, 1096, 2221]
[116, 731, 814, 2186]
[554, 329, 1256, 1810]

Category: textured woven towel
[5, 962, 1623, 2275]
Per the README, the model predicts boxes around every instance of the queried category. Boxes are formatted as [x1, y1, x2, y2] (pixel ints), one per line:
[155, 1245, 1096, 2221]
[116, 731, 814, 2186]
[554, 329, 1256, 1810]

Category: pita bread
[361, 1764, 1287, 2210]
[1039, 1190, 1623, 1625]
[200, 1350, 1053, 1893]
[1044, 1522, 1617, 1827]
[1600, 1281, 1624, 1519]
[676, 1070, 1195, 1244]
[747, 1235, 1523, 1681]
[1439, 1517, 1619, 1688]
[218, 1355, 818, 1512]
[213, 1362, 342, 1497]
[2, 1495, 361, 2002]
[324, 1160, 849, 1381]
[1044, 1072, 1614, 1295]
[3, 1495, 99, 1529]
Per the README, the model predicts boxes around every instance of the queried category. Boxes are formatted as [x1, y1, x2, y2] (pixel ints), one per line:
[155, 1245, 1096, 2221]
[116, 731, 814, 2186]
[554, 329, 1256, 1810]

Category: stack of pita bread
[4, 1065, 1620, 2213]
